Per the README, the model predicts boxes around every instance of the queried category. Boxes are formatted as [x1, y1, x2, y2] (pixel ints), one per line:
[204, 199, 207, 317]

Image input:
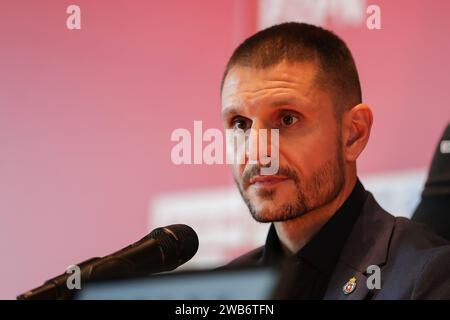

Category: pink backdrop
[1, 0, 449, 299]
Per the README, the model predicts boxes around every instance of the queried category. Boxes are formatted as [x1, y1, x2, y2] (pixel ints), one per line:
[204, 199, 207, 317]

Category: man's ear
[342, 104, 373, 162]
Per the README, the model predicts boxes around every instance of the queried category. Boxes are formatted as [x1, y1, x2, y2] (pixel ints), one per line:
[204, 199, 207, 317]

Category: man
[220, 22, 450, 299]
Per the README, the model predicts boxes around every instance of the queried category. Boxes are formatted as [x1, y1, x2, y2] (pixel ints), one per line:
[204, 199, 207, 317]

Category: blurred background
[1, 0, 449, 299]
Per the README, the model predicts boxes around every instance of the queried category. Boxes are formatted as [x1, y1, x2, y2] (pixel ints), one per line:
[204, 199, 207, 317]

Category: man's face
[221, 60, 346, 222]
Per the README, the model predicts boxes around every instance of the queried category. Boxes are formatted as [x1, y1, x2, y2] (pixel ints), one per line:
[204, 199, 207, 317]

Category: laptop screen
[76, 267, 279, 300]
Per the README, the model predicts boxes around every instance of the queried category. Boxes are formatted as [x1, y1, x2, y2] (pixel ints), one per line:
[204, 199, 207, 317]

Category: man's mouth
[248, 175, 290, 187]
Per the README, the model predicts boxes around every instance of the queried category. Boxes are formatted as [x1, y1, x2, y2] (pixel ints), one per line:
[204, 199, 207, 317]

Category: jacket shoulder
[376, 214, 450, 299]
[222, 246, 264, 269]
[391, 216, 450, 249]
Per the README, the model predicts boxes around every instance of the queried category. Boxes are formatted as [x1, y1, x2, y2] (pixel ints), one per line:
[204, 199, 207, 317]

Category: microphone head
[149, 224, 199, 268]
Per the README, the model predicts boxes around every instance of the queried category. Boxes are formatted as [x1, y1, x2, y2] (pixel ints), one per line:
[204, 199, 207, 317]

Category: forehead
[221, 61, 320, 110]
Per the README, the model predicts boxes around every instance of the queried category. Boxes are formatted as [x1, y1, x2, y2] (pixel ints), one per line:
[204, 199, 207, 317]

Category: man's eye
[231, 118, 249, 130]
[280, 114, 299, 127]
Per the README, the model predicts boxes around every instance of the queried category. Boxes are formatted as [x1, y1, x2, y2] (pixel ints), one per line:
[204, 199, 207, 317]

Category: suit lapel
[324, 263, 370, 300]
[324, 192, 395, 300]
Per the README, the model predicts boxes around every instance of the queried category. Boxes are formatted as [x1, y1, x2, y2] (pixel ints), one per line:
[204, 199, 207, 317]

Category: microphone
[17, 224, 199, 300]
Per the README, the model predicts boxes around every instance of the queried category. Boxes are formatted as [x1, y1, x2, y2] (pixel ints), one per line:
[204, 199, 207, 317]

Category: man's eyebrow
[221, 106, 239, 119]
[221, 97, 304, 119]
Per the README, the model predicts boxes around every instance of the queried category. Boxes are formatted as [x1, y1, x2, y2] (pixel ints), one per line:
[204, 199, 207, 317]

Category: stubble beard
[234, 142, 345, 223]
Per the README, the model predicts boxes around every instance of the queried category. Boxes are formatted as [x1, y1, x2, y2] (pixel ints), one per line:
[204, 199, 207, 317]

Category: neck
[274, 175, 357, 256]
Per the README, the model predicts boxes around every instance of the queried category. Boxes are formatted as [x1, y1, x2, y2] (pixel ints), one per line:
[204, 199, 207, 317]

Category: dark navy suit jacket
[226, 192, 450, 299]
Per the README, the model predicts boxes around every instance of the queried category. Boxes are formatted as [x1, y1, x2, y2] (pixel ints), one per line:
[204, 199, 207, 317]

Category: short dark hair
[221, 22, 362, 117]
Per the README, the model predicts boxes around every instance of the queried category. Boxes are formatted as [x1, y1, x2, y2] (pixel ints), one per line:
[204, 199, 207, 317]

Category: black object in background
[412, 123, 450, 241]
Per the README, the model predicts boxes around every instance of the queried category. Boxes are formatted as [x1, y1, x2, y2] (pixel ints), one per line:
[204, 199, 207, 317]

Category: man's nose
[245, 121, 272, 165]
